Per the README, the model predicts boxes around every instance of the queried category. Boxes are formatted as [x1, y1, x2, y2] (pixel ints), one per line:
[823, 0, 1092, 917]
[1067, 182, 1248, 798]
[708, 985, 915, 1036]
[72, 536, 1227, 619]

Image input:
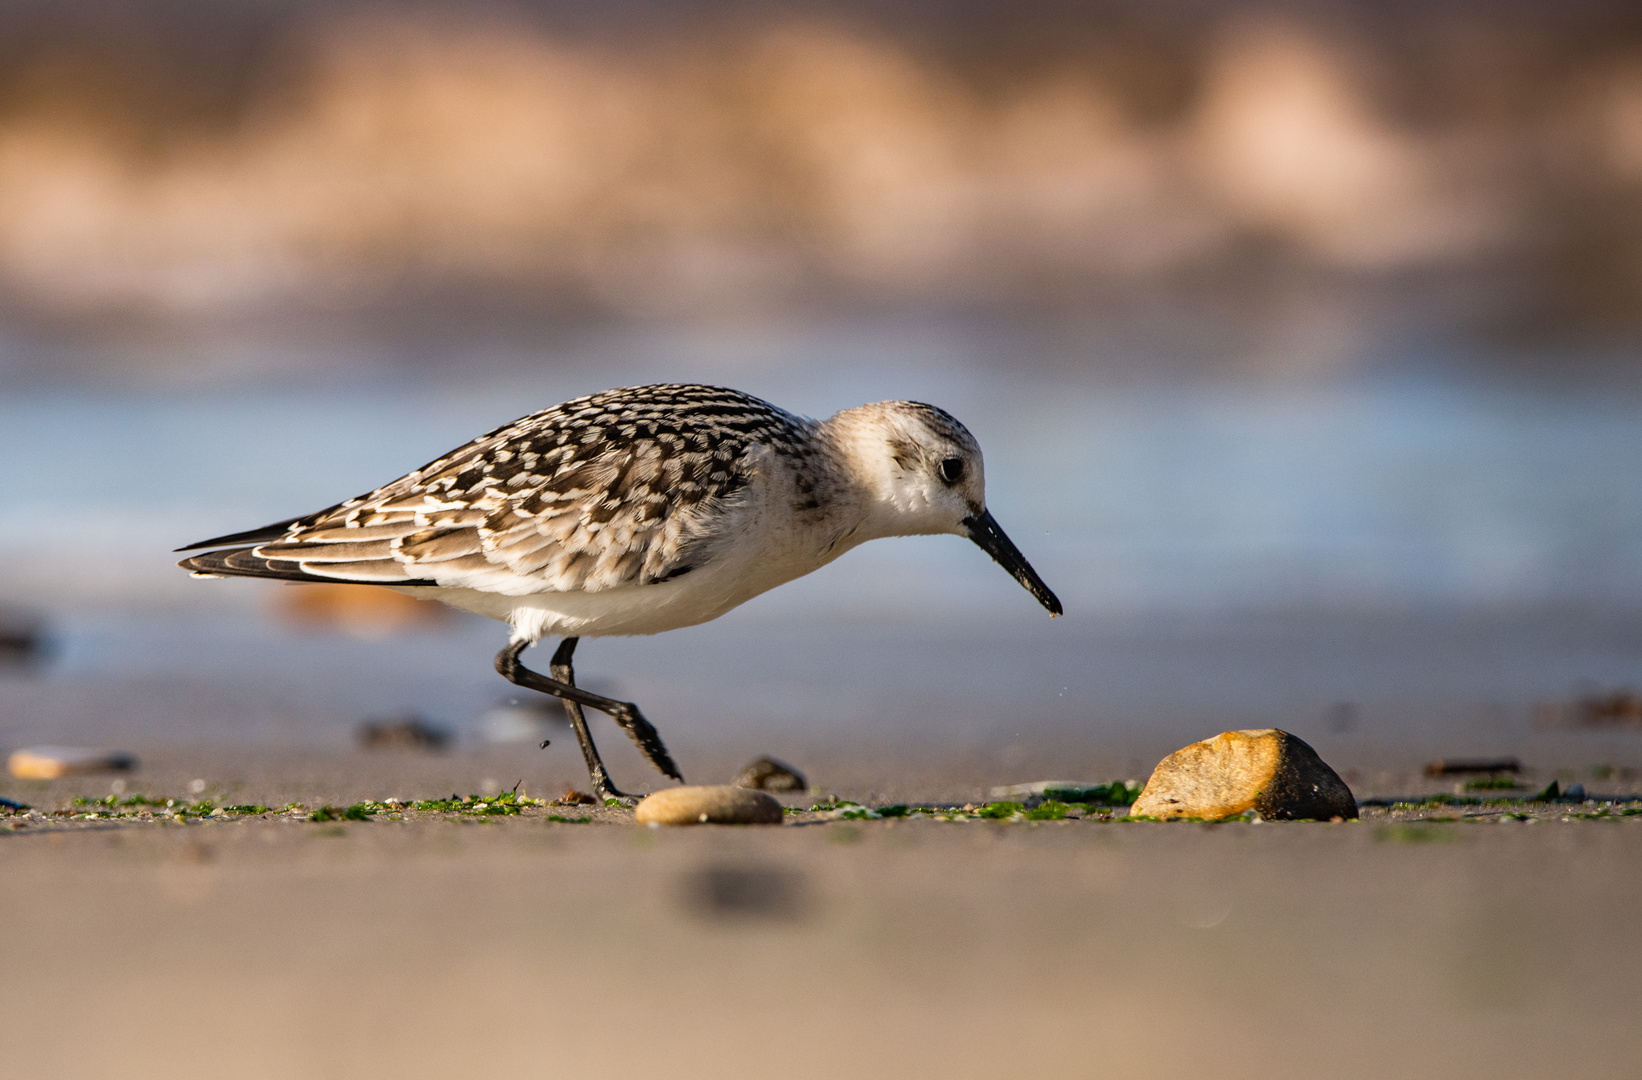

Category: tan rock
[635, 785, 784, 826]
[1129, 729, 1357, 821]
[8, 746, 138, 780]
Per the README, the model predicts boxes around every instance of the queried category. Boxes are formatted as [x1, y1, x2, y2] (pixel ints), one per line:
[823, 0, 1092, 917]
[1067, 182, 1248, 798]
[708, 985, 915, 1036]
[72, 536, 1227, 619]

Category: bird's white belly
[392, 509, 846, 643]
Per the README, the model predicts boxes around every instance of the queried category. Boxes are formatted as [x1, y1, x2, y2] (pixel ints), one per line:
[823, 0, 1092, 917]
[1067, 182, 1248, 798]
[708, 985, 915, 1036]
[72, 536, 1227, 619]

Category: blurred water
[4, 327, 1642, 615]
[0, 326, 1639, 759]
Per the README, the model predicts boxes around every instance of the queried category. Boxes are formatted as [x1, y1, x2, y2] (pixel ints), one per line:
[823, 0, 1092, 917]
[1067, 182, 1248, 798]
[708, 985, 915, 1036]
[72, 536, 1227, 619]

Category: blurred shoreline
[0, 0, 1639, 348]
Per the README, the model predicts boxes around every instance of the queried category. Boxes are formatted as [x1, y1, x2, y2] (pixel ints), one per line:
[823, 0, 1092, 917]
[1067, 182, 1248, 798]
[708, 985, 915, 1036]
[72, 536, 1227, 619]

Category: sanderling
[178, 383, 1060, 801]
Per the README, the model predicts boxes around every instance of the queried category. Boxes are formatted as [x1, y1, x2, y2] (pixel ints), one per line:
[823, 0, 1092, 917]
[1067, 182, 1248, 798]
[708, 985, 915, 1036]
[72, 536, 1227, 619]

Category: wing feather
[177, 384, 812, 593]
[258, 540, 394, 562]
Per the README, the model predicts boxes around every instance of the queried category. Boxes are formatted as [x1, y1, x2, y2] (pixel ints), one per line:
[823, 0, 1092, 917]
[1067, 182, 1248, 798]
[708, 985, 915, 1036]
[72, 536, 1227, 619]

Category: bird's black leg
[548, 638, 683, 784]
[551, 640, 637, 804]
[494, 638, 683, 805]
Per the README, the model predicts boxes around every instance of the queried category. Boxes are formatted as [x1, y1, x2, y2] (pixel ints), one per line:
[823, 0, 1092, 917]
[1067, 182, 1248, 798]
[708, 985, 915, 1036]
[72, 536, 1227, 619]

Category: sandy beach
[4, 745, 1640, 1079]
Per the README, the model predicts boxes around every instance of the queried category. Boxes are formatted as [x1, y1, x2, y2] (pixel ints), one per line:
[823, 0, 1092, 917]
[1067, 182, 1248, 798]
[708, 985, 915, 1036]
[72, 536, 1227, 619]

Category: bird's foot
[589, 773, 643, 808]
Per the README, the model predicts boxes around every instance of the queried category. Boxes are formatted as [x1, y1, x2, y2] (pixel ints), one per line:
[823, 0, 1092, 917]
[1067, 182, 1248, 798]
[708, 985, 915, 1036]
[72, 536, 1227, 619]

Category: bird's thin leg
[494, 639, 683, 805]
[548, 638, 683, 783]
[497, 638, 632, 803]
[550, 640, 635, 804]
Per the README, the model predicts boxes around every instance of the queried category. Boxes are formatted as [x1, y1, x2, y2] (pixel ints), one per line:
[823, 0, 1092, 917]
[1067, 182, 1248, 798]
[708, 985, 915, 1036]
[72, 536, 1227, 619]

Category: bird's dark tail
[178, 546, 437, 586]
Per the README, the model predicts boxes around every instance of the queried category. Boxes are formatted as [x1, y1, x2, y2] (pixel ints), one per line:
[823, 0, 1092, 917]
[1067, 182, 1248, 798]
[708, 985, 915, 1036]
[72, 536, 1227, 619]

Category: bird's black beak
[963, 509, 1063, 616]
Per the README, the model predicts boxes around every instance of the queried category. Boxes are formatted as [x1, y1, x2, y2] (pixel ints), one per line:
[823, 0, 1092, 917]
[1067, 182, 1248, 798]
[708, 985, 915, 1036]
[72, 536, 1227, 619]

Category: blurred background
[1, 0, 1640, 783]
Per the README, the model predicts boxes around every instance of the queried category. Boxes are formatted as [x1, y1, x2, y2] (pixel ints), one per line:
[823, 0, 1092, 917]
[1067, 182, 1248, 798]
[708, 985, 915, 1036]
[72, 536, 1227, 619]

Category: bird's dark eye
[937, 456, 965, 485]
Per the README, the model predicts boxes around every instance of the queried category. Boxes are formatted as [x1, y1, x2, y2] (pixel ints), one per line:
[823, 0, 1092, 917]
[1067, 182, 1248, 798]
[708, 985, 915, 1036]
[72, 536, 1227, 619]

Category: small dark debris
[0, 796, 28, 812]
[1424, 757, 1521, 776]
[734, 755, 808, 792]
[0, 609, 46, 670]
[1576, 690, 1642, 727]
[356, 715, 451, 751]
[1535, 689, 1642, 730]
[1326, 702, 1359, 734]
[682, 864, 808, 922]
[556, 788, 597, 805]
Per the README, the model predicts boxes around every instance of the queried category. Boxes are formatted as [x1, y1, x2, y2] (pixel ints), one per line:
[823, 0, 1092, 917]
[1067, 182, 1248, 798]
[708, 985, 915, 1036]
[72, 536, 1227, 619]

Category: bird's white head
[823, 400, 1062, 615]
[828, 400, 986, 536]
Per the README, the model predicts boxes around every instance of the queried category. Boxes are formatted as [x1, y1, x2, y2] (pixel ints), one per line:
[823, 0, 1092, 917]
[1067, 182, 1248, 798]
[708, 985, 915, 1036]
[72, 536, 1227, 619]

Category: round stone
[635, 785, 784, 826]
[1129, 729, 1358, 821]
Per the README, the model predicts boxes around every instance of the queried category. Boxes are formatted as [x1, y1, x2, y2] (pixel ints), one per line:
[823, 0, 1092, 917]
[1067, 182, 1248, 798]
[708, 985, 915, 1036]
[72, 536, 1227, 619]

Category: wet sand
[4, 746, 1640, 1078]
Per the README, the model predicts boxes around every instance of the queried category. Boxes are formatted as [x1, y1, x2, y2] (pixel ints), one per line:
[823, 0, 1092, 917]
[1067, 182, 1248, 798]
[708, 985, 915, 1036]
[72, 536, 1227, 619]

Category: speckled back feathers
[183, 384, 815, 594]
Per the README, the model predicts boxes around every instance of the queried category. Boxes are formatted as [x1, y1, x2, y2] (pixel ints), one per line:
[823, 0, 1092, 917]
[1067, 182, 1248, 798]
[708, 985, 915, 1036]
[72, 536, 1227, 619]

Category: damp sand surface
[3, 746, 1641, 1079]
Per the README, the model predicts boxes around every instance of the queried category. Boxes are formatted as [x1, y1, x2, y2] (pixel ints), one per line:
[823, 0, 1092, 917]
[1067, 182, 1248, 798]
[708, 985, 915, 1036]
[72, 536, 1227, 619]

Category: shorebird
[178, 384, 1061, 802]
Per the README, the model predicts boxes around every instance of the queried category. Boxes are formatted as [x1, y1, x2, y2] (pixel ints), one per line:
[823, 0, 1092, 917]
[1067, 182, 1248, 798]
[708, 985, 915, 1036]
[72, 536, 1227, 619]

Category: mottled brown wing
[219, 384, 808, 592]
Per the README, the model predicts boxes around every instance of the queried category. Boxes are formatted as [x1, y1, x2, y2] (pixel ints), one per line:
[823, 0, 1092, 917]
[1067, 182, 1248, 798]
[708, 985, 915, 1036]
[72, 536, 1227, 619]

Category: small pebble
[635, 786, 784, 826]
[733, 755, 808, 792]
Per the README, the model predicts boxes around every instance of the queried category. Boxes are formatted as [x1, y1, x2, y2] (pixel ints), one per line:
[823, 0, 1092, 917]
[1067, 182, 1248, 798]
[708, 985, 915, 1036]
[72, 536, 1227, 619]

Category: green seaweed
[1040, 782, 1143, 806]
[308, 802, 387, 822]
[805, 798, 879, 820]
[1464, 776, 1520, 791]
[545, 814, 592, 824]
[1562, 806, 1630, 820]
[1023, 800, 1072, 820]
[409, 790, 545, 816]
[412, 794, 466, 812]
[65, 793, 267, 819]
[977, 801, 1026, 819]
